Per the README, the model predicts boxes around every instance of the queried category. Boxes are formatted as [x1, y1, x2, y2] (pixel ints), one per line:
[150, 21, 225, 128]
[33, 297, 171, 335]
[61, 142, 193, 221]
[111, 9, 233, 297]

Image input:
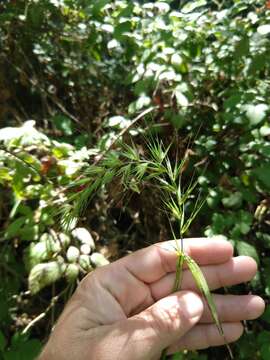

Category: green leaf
[0, 167, 11, 181]
[224, 93, 242, 109]
[135, 94, 151, 111]
[236, 241, 259, 264]
[52, 115, 74, 136]
[90, 252, 109, 267]
[4, 217, 26, 239]
[222, 191, 243, 208]
[92, 0, 110, 15]
[257, 25, 270, 35]
[169, 113, 186, 129]
[256, 232, 270, 249]
[174, 89, 189, 107]
[24, 233, 61, 271]
[114, 21, 132, 40]
[181, 0, 207, 13]
[71, 227, 95, 248]
[254, 164, 270, 189]
[245, 104, 268, 126]
[107, 116, 130, 129]
[65, 263, 80, 281]
[231, 210, 252, 236]
[261, 305, 270, 323]
[235, 36, 249, 58]
[28, 261, 66, 294]
[249, 53, 266, 74]
[260, 125, 270, 137]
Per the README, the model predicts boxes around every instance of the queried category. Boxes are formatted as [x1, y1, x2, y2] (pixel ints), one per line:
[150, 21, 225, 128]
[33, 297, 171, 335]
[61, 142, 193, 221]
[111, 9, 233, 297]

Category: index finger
[120, 237, 233, 284]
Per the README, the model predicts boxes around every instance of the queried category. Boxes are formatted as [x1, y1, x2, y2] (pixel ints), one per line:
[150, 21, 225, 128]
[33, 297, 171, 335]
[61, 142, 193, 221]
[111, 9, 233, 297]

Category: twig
[22, 312, 46, 334]
[22, 287, 67, 334]
[6, 59, 84, 127]
[94, 106, 157, 165]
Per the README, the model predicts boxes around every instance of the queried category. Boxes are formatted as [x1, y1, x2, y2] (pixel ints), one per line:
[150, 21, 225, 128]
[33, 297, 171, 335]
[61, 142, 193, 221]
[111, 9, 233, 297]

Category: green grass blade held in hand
[183, 253, 234, 359]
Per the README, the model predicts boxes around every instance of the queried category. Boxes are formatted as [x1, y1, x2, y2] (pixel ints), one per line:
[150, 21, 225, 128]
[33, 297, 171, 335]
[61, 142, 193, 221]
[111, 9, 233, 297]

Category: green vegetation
[0, 0, 270, 359]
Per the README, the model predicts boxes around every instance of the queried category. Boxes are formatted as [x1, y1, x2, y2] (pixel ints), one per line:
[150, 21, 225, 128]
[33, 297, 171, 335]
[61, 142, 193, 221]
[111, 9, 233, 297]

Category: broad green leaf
[245, 104, 268, 126]
[260, 125, 270, 137]
[175, 90, 189, 107]
[254, 164, 270, 189]
[107, 116, 131, 129]
[256, 232, 270, 249]
[24, 233, 61, 271]
[0, 121, 49, 147]
[28, 261, 66, 294]
[235, 37, 249, 57]
[181, 0, 207, 13]
[170, 113, 186, 130]
[249, 53, 266, 74]
[79, 254, 92, 271]
[224, 93, 242, 109]
[257, 25, 270, 35]
[236, 241, 259, 264]
[114, 21, 132, 40]
[135, 94, 151, 111]
[231, 210, 252, 236]
[92, 0, 110, 15]
[222, 191, 242, 208]
[71, 227, 95, 249]
[52, 115, 74, 136]
[66, 246, 80, 263]
[65, 263, 80, 281]
[90, 252, 109, 267]
[4, 217, 26, 239]
[171, 53, 183, 67]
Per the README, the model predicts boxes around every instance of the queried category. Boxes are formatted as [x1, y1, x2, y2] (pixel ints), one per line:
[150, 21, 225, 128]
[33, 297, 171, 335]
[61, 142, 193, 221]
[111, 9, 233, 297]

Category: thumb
[125, 291, 203, 359]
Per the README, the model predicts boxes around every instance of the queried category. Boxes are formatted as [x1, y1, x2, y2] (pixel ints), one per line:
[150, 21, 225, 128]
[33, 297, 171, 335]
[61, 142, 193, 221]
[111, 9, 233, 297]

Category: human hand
[39, 238, 264, 360]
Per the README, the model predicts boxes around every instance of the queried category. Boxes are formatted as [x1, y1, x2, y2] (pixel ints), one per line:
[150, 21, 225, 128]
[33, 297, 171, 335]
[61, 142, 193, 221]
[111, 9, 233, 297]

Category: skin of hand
[39, 238, 265, 360]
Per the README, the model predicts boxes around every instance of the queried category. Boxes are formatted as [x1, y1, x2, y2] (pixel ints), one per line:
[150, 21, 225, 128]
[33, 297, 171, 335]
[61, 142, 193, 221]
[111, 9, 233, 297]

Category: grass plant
[60, 139, 233, 359]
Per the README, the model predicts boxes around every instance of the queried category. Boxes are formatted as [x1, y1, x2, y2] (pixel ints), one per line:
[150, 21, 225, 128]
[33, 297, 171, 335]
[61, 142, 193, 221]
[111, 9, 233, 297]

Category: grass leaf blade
[184, 253, 233, 359]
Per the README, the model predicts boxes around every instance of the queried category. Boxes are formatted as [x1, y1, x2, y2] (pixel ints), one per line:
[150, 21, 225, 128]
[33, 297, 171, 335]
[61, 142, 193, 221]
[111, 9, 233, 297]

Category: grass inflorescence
[59, 138, 233, 359]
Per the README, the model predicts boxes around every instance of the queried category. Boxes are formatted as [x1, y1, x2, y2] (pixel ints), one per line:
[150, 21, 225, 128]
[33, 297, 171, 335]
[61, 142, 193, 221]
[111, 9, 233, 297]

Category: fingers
[200, 294, 265, 323]
[124, 291, 203, 358]
[150, 256, 257, 300]
[120, 237, 233, 283]
[168, 322, 244, 353]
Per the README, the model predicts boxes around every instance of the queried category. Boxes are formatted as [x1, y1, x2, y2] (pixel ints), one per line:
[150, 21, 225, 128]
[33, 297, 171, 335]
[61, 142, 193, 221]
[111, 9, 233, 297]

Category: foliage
[0, 0, 270, 359]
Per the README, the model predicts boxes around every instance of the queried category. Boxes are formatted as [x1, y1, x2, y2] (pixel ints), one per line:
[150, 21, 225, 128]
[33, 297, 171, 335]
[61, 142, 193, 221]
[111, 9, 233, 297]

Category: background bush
[0, 0, 270, 359]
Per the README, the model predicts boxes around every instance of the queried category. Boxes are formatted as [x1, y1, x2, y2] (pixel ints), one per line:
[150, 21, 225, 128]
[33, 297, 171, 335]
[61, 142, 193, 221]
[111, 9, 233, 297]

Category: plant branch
[94, 106, 157, 165]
